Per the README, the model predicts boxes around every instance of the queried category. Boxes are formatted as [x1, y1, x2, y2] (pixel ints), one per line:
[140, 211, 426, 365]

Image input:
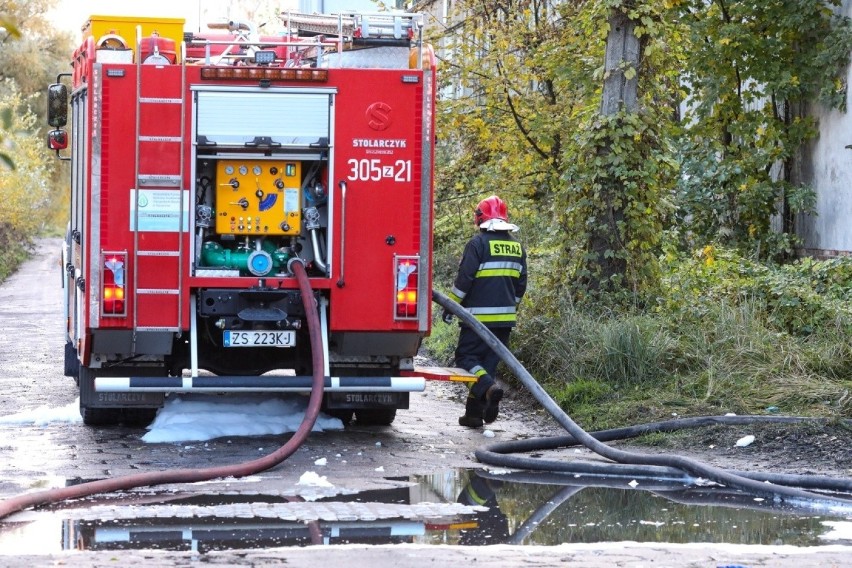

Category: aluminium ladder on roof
[282, 11, 424, 41]
[131, 30, 187, 349]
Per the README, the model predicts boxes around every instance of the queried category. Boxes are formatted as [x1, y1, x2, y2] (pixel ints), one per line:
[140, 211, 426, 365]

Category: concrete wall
[797, 1, 852, 257]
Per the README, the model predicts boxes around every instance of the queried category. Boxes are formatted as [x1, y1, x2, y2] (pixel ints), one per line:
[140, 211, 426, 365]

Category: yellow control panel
[215, 160, 302, 236]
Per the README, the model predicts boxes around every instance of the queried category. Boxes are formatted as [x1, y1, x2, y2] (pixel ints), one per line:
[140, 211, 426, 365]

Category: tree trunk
[601, 11, 640, 116]
[584, 9, 641, 291]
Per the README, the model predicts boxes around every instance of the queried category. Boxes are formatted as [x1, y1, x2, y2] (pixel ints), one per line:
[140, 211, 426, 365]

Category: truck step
[403, 366, 478, 383]
[138, 174, 182, 187]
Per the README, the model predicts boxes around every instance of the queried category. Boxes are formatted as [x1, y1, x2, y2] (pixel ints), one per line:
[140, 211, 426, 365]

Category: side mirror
[47, 83, 68, 128]
[48, 129, 68, 151]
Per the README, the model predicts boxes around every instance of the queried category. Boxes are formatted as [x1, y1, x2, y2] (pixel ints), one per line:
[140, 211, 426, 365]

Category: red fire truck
[46, 12, 440, 426]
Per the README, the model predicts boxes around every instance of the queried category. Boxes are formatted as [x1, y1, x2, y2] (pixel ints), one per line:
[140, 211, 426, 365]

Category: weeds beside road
[427, 247, 852, 431]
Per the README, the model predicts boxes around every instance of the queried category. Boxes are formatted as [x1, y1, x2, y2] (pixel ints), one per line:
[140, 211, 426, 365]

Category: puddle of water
[0, 469, 849, 553]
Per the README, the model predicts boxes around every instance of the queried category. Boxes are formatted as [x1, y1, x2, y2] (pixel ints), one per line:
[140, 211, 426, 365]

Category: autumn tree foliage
[429, 0, 852, 304]
[430, 0, 681, 302]
[1, 0, 71, 171]
[0, 84, 54, 227]
[673, 0, 852, 260]
[0, 0, 72, 278]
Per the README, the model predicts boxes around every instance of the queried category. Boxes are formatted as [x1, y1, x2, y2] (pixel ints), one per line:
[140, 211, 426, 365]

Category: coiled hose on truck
[433, 289, 852, 508]
[0, 260, 324, 521]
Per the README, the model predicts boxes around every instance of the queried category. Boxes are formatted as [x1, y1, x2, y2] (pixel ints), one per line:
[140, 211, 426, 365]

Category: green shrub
[660, 246, 852, 336]
[554, 378, 612, 409]
[0, 81, 55, 237]
[485, 246, 851, 425]
[425, 227, 851, 425]
[0, 223, 29, 283]
[425, 309, 460, 366]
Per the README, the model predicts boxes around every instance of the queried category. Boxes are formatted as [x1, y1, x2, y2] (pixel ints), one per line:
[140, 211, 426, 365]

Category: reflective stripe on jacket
[448, 230, 527, 328]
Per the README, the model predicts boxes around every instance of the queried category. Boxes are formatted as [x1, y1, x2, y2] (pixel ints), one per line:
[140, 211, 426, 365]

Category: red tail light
[101, 251, 127, 317]
[394, 256, 419, 320]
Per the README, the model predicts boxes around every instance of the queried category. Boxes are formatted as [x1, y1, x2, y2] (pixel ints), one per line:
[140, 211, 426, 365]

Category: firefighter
[443, 195, 527, 428]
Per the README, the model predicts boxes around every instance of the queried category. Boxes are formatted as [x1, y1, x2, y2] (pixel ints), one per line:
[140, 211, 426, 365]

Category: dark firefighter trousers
[454, 324, 512, 400]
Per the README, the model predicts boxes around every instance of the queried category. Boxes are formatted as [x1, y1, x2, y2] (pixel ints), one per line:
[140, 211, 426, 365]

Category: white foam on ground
[142, 394, 344, 443]
[0, 399, 82, 425]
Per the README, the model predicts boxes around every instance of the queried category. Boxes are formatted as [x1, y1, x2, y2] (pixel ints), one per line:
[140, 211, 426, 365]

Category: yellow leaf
[719, 37, 731, 46]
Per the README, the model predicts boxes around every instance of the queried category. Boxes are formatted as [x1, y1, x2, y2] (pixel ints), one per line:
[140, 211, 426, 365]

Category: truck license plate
[223, 330, 295, 348]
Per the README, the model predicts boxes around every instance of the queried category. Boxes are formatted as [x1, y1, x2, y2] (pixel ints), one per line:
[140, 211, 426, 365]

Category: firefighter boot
[458, 396, 485, 428]
[483, 384, 504, 424]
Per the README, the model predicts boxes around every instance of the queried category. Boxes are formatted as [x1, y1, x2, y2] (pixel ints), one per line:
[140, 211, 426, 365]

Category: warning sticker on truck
[130, 189, 190, 232]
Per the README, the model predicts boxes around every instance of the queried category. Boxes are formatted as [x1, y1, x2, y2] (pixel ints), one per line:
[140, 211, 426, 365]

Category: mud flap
[64, 341, 79, 378]
[78, 366, 164, 426]
[325, 392, 409, 409]
[79, 366, 165, 408]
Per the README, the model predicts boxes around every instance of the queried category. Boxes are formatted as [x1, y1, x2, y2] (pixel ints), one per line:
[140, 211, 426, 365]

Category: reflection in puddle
[0, 469, 849, 553]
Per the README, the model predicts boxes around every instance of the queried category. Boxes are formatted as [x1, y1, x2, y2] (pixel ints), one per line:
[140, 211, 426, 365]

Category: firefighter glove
[441, 309, 454, 324]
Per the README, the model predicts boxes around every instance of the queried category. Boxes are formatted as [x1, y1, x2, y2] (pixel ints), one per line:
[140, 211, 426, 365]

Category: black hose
[0, 261, 325, 520]
[433, 289, 852, 507]
[479, 418, 852, 492]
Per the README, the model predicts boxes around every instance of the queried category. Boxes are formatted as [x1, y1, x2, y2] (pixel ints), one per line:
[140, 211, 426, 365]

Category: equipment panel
[215, 159, 302, 236]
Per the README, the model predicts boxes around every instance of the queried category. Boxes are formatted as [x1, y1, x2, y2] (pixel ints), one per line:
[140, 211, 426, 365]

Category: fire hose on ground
[0, 282, 848, 522]
[432, 289, 852, 509]
[0, 260, 324, 521]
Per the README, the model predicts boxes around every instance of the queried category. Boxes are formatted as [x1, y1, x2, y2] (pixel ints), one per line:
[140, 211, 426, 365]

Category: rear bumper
[95, 375, 426, 393]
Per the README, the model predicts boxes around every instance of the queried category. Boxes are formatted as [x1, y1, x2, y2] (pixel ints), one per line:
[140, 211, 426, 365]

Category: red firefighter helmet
[474, 195, 508, 226]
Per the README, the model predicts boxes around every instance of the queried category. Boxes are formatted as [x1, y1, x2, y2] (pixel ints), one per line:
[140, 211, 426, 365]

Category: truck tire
[354, 408, 397, 426]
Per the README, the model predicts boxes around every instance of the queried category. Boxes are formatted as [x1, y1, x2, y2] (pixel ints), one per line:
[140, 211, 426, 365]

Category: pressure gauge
[239, 165, 248, 176]
[224, 165, 234, 175]
[253, 165, 262, 175]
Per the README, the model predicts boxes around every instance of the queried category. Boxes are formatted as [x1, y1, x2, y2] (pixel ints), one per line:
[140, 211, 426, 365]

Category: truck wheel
[80, 406, 121, 426]
[81, 406, 156, 427]
[354, 408, 396, 426]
